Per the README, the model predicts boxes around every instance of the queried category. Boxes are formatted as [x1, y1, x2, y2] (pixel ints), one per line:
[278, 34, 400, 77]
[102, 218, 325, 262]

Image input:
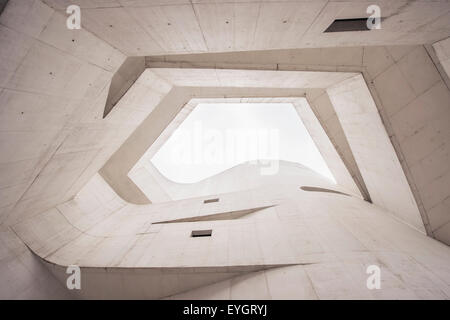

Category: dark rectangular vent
[191, 230, 212, 237]
[203, 198, 219, 204]
[0, 0, 10, 16]
[324, 18, 370, 32]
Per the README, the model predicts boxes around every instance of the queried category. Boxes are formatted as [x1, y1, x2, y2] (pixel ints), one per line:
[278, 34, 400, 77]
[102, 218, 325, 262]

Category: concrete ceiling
[143, 44, 450, 245]
[1, 0, 450, 299]
[1, 0, 448, 241]
[36, 0, 450, 55]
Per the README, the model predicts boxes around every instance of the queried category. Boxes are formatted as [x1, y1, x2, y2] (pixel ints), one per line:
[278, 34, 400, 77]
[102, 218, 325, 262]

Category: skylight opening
[324, 17, 384, 33]
[150, 102, 335, 183]
[324, 18, 371, 32]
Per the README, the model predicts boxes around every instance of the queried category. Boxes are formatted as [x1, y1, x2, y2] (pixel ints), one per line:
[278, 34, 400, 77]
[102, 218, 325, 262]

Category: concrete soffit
[128, 96, 364, 204]
[98, 66, 426, 235]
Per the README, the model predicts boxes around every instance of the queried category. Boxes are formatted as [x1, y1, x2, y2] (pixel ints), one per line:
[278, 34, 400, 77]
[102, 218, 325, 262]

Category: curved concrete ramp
[11, 163, 450, 299]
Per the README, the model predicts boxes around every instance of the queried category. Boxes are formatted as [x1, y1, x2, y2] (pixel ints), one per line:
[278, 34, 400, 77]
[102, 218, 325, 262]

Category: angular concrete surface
[1, 0, 450, 299]
[12, 164, 450, 299]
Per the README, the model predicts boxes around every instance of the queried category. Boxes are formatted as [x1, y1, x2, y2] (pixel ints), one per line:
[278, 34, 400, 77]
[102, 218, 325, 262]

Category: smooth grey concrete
[1, 0, 450, 299]
[145, 45, 450, 244]
[104, 56, 145, 118]
[434, 37, 450, 80]
[12, 163, 450, 299]
[40, 0, 450, 55]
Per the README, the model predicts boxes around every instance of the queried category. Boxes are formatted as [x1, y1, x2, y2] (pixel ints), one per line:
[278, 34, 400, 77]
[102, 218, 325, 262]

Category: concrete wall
[1, 0, 450, 299]
[0, 0, 127, 226]
[131, 160, 346, 203]
[371, 46, 450, 243]
[328, 75, 424, 232]
[0, 226, 72, 299]
[146, 44, 450, 245]
[433, 37, 450, 78]
[0, 0, 157, 299]
[13, 163, 450, 299]
[2, 1, 447, 241]
[304, 91, 371, 201]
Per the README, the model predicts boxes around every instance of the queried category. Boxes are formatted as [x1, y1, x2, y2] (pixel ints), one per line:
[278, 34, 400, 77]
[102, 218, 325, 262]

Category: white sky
[150, 102, 335, 183]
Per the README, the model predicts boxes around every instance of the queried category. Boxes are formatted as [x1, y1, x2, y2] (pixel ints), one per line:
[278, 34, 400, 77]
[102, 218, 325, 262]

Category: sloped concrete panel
[14, 166, 450, 299]
[328, 74, 425, 233]
[103, 56, 145, 118]
[433, 37, 450, 79]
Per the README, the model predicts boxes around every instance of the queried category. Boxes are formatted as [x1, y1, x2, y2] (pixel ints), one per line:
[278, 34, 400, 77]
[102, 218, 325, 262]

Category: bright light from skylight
[151, 102, 335, 183]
